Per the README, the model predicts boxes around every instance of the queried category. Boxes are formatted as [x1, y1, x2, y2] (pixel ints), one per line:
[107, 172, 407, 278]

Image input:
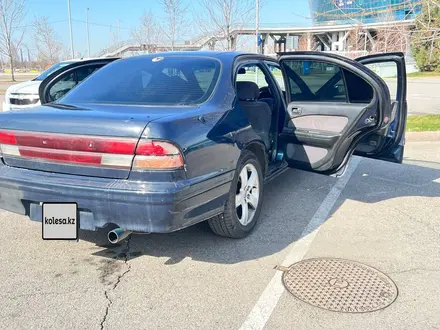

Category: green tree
[411, 0, 440, 72]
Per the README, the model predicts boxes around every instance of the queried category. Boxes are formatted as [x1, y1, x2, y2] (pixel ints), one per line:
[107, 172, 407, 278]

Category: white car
[2, 58, 116, 111]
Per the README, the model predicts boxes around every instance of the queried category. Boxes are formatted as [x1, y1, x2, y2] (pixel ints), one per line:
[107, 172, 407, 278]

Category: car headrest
[237, 81, 259, 101]
[238, 68, 246, 74]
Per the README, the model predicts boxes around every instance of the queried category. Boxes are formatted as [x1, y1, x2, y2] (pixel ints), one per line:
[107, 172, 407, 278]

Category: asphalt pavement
[387, 78, 440, 115]
[0, 141, 439, 330]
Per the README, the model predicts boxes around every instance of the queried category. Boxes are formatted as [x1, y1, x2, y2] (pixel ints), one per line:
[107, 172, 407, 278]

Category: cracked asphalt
[0, 141, 439, 330]
[100, 236, 132, 330]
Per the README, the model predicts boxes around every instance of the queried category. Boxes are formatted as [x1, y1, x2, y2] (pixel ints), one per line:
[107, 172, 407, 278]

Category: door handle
[290, 107, 302, 115]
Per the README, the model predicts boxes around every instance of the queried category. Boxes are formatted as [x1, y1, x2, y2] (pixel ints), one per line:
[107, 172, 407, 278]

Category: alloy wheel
[235, 163, 260, 226]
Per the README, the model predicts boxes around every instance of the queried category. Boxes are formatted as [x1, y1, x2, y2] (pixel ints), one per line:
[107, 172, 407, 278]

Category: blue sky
[23, 0, 311, 57]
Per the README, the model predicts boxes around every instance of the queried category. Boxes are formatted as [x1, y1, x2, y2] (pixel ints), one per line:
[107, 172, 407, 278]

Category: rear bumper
[0, 164, 233, 233]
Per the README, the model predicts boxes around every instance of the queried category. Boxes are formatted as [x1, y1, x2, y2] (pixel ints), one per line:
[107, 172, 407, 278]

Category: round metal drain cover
[282, 258, 398, 313]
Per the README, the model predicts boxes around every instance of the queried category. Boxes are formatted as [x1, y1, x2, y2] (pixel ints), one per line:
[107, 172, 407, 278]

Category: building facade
[310, 0, 422, 25]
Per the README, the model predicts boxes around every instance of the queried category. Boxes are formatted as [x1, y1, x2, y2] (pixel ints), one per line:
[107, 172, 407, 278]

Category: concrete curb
[406, 131, 440, 142]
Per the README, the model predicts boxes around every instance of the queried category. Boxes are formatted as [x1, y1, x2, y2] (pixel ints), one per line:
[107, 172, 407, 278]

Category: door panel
[278, 52, 390, 175]
[286, 144, 328, 163]
[286, 102, 367, 128]
[290, 115, 348, 133]
[354, 53, 407, 163]
[280, 102, 376, 170]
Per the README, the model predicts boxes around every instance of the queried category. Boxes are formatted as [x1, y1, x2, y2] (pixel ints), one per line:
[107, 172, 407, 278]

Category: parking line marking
[239, 157, 361, 330]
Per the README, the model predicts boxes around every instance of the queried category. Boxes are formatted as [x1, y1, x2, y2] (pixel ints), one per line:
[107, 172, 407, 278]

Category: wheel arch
[242, 141, 267, 177]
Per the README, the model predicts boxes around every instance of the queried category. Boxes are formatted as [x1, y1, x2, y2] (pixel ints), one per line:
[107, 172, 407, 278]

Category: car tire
[208, 150, 264, 238]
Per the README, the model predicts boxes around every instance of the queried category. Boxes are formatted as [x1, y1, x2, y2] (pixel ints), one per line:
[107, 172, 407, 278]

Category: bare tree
[159, 0, 189, 51]
[33, 16, 65, 68]
[196, 0, 255, 51]
[373, 9, 411, 54]
[131, 10, 159, 53]
[345, 26, 364, 55]
[109, 29, 120, 50]
[298, 33, 317, 52]
[0, 0, 26, 81]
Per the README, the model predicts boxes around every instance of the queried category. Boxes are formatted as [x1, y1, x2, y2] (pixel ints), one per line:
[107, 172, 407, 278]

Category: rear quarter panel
[144, 104, 242, 180]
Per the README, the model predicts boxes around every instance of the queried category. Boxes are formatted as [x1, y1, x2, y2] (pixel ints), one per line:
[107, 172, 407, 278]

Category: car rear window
[60, 56, 221, 106]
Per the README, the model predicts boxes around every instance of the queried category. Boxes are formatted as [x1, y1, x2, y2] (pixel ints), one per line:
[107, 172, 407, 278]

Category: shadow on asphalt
[79, 158, 440, 265]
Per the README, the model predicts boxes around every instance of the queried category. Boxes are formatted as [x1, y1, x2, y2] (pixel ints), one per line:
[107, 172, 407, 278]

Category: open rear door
[354, 52, 407, 163]
[278, 52, 405, 176]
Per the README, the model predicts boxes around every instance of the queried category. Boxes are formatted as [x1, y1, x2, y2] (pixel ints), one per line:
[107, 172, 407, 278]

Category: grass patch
[407, 71, 440, 78]
[407, 115, 440, 132]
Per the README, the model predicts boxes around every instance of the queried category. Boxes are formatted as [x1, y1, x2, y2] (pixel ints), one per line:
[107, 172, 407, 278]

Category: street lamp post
[86, 8, 91, 57]
[255, 0, 260, 85]
[256, 0, 260, 54]
[67, 0, 74, 58]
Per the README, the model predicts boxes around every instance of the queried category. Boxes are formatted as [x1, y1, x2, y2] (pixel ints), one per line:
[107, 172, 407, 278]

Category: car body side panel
[141, 107, 240, 181]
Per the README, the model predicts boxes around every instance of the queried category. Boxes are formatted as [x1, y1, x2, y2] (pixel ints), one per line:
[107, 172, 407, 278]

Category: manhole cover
[282, 258, 398, 313]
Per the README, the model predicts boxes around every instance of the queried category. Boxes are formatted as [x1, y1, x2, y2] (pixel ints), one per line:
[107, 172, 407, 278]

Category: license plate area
[42, 202, 78, 240]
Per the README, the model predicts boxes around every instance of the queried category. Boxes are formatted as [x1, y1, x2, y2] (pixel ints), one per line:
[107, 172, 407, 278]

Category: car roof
[59, 57, 119, 63]
[133, 51, 252, 58]
[114, 51, 275, 66]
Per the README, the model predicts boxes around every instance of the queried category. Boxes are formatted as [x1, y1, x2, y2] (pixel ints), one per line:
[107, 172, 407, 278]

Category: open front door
[354, 52, 407, 163]
[278, 52, 403, 176]
[39, 58, 118, 104]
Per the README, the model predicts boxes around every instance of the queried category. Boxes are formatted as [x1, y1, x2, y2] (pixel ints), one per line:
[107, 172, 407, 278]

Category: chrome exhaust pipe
[108, 227, 132, 244]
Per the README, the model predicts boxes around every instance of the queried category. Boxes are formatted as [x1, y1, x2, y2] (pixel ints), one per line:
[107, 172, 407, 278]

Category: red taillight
[0, 130, 184, 170]
[0, 130, 137, 154]
[0, 130, 136, 169]
[133, 140, 184, 170]
[135, 140, 180, 156]
[0, 131, 17, 145]
[19, 147, 102, 165]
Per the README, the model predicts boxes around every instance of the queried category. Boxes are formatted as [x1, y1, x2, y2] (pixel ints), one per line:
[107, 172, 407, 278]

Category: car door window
[265, 62, 285, 91]
[76, 66, 101, 83]
[48, 72, 77, 101]
[282, 61, 348, 102]
[343, 69, 374, 104]
[364, 62, 398, 100]
[48, 65, 103, 101]
[236, 64, 268, 88]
